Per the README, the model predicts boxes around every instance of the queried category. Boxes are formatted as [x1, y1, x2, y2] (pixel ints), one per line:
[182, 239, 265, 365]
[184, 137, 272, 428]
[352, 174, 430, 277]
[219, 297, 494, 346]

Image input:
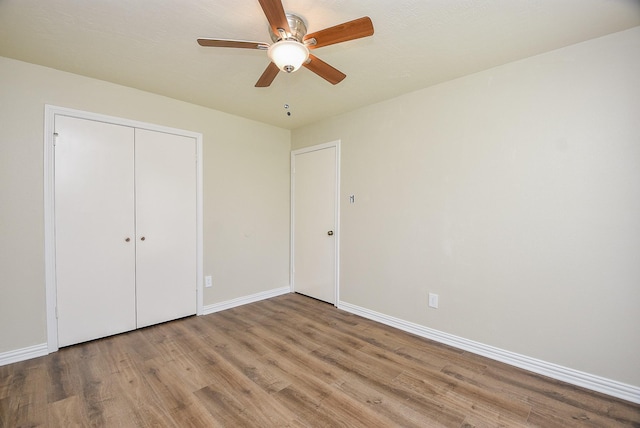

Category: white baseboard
[0, 343, 48, 367]
[338, 300, 640, 405]
[201, 286, 291, 315]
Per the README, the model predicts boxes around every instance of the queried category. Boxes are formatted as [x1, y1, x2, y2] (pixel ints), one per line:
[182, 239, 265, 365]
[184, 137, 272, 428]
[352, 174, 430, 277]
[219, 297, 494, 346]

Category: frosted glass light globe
[268, 40, 309, 73]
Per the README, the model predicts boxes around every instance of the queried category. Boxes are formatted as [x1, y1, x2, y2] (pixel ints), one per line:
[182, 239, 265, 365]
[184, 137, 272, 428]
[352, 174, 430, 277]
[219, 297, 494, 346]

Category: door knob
[125, 237, 131, 242]
[140, 236, 146, 241]
[327, 230, 334, 236]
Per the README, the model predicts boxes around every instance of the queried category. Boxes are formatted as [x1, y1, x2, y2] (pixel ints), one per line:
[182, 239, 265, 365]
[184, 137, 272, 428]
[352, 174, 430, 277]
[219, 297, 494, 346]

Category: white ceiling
[1, 0, 639, 129]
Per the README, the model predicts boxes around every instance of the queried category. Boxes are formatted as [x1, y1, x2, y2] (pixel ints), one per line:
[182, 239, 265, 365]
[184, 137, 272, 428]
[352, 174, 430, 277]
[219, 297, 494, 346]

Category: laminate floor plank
[193, 356, 299, 427]
[394, 370, 531, 427]
[232, 299, 368, 367]
[253, 318, 326, 356]
[256, 333, 416, 425]
[334, 377, 456, 428]
[269, 296, 365, 332]
[116, 328, 162, 362]
[105, 354, 181, 427]
[447, 352, 640, 426]
[208, 311, 276, 358]
[2, 292, 639, 427]
[276, 381, 400, 428]
[373, 342, 533, 424]
[203, 335, 292, 396]
[236, 336, 408, 427]
[1, 364, 47, 428]
[254, 327, 348, 388]
[352, 325, 486, 376]
[0, 372, 12, 400]
[311, 345, 468, 426]
[46, 395, 86, 427]
[137, 358, 213, 427]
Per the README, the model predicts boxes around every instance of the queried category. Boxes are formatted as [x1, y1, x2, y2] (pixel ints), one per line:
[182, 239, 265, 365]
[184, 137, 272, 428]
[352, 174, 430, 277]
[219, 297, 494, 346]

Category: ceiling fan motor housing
[270, 13, 308, 42]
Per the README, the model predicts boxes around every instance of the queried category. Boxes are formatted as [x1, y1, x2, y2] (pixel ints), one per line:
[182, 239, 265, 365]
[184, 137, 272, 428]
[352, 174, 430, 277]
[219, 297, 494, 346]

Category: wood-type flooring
[1, 293, 639, 427]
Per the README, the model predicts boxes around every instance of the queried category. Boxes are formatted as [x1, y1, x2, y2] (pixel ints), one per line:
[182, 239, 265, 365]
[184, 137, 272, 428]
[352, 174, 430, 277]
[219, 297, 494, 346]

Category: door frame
[44, 105, 204, 353]
[290, 140, 340, 306]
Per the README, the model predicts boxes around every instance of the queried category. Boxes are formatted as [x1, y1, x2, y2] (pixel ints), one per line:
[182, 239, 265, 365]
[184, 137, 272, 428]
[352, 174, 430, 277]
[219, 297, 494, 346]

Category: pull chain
[284, 69, 292, 117]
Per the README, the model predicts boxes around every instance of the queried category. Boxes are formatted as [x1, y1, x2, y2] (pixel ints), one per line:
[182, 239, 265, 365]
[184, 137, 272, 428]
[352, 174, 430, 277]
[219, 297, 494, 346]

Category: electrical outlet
[428, 293, 439, 309]
[205, 276, 213, 288]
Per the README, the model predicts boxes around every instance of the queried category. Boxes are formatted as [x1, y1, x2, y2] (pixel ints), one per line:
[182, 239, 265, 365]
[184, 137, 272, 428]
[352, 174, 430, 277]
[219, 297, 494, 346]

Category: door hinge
[53, 132, 59, 146]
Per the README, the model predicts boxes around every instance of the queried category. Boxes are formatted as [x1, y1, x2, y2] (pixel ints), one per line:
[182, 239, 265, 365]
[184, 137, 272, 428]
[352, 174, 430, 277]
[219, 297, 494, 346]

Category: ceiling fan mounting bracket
[270, 13, 308, 43]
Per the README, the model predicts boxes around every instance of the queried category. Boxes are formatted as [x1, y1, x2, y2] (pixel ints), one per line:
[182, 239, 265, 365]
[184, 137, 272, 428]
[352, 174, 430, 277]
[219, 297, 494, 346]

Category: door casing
[44, 105, 204, 353]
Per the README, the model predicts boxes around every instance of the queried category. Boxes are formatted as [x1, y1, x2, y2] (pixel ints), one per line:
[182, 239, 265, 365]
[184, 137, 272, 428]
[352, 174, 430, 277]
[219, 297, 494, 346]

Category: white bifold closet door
[54, 116, 196, 347]
[134, 128, 196, 328]
[55, 116, 137, 347]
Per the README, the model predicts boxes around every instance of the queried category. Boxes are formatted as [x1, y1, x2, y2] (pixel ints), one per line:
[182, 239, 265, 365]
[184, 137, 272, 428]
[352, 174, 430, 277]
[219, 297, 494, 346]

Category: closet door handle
[140, 236, 146, 241]
[125, 237, 131, 242]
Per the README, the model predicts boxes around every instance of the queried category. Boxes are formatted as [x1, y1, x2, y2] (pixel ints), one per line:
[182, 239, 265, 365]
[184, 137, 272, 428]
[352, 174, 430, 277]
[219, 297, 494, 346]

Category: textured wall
[0, 57, 291, 354]
[292, 28, 640, 387]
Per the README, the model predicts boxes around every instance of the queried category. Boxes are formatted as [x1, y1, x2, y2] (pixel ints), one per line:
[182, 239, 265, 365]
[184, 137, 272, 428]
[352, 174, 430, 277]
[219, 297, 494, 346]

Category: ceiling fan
[197, 0, 374, 87]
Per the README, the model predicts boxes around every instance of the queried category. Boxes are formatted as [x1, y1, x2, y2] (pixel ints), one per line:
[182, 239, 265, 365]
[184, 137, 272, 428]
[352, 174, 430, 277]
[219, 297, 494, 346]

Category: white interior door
[134, 129, 197, 328]
[54, 115, 137, 347]
[292, 145, 338, 304]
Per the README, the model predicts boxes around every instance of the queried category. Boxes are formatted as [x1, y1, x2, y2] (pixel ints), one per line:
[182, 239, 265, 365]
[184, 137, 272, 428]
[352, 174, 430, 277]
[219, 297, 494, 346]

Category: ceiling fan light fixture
[197, 2, 374, 87]
[268, 40, 309, 73]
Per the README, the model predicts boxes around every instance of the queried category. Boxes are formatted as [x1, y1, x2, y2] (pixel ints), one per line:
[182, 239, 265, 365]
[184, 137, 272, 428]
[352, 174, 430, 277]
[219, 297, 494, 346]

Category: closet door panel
[135, 129, 197, 328]
[54, 116, 137, 347]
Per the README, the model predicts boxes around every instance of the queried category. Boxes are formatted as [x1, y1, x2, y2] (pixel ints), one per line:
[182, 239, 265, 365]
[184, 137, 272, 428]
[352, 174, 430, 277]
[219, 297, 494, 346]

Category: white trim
[290, 141, 341, 306]
[201, 287, 290, 315]
[334, 143, 341, 305]
[0, 343, 48, 366]
[44, 106, 58, 353]
[44, 104, 204, 353]
[195, 131, 204, 317]
[338, 300, 640, 405]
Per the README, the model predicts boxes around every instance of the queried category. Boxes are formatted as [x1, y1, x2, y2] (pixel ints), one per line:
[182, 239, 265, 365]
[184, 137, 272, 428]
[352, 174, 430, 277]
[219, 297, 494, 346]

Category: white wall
[292, 27, 640, 388]
[0, 56, 291, 354]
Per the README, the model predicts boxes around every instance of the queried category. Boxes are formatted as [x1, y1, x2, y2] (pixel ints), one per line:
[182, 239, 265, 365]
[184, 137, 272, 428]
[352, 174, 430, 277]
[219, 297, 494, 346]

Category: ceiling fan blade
[197, 38, 269, 50]
[258, 0, 291, 38]
[304, 16, 374, 49]
[303, 54, 346, 85]
[255, 62, 280, 87]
